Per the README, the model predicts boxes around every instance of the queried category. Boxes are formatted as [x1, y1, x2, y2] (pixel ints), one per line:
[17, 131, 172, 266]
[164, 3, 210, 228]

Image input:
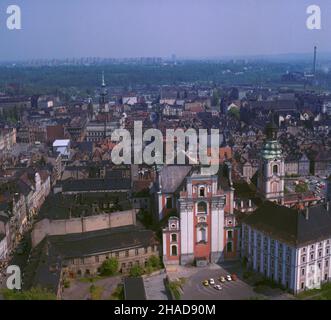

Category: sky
[0, 0, 330, 61]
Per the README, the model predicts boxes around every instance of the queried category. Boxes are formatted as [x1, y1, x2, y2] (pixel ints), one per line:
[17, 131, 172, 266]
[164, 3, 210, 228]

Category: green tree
[129, 264, 144, 277]
[100, 258, 119, 276]
[228, 107, 240, 120]
[146, 255, 161, 271]
[1, 287, 56, 300]
[295, 183, 309, 193]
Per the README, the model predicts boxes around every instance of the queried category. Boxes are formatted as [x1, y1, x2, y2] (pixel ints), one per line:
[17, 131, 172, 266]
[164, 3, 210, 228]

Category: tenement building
[241, 201, 331, 293]
[24, 225, 159, 297]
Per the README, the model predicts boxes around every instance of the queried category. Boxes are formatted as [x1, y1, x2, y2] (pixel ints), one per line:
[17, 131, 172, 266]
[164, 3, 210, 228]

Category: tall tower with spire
[258, 113, 285, 204]
[99, 71, 108, 107]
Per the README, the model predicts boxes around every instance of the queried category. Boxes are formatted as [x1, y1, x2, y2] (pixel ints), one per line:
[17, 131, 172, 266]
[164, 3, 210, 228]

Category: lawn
[297, 283, 331, 300]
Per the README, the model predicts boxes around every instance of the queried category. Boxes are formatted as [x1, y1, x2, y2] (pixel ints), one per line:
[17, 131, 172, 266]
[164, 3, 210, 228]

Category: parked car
[226, 275, 232, 281]
[219, 276, 226, 283]
[214, 285, 222, 290]
[203, 280, 209, 286]
[209, 278, 215, 285]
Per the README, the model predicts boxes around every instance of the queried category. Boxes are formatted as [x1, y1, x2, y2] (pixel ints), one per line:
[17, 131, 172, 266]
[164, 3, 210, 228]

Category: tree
[1, 287, 56, 300]
[228, 107, 240, 120]
[295, 183, 309, 193]
[146, 255, 161, 270]
[129, 264, 144, 277]
[99, 258, 119, 276]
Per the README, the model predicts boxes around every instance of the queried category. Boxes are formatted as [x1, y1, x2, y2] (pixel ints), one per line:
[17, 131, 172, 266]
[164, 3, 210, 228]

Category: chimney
[313, 46, 317, 76]
[305, 207, 309, 220]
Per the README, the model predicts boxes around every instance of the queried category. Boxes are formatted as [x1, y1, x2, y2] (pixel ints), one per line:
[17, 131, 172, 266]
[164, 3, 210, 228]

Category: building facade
[162, 167, 239, 266]
[241, 202, 331, 294]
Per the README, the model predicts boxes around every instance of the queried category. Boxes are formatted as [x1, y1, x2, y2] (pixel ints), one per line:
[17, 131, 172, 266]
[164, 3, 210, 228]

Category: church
[161, 164, 239, 267]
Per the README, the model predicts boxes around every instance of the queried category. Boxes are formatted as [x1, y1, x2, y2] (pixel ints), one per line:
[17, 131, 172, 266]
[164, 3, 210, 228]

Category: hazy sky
[0, 0, 330, 60]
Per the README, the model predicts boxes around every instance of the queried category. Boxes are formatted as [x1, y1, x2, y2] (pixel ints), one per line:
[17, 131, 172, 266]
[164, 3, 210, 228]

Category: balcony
[180, 190, 224, 199]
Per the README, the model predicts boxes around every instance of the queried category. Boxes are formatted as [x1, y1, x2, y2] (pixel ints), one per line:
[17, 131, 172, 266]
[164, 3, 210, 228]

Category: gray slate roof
[243, 202, 331, 247]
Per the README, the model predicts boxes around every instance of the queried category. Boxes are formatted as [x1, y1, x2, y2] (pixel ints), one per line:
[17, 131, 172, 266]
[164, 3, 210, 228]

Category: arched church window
[171, 245, 178, 256]
[197, 202, 207, 214]
[199, 227, 207, 242]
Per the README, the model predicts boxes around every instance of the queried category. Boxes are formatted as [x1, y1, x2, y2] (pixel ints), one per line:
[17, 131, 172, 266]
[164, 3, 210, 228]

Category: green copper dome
[261, 140, 283, 160]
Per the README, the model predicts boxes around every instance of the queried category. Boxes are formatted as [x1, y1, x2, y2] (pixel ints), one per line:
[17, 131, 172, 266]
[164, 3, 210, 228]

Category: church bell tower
[258, 114, 285, 204]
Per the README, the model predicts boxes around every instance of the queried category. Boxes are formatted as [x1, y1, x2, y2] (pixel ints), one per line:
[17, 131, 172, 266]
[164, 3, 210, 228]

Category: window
[135, 249, 139, 256]
[301, 268, 305, 276]
[80, 258, 84, 265]
[171, 245, 178, 256]
[227, 241, 233, 253]
[273, 165, 278, 174]
[227, 230, 233, 239]
[125, 250, 129, 257]
[198, 228, 207, 242]
[115, 252, 119, 258]
[166, 197, 172, 209]
[171, 234, 177, 242]
[301, 282, 304, 289]
[326, 260, 329, 267]
[144, 247, 148, 254]
[197, 202, 207, 214]
[199, 187, 205, 197]
[95, 256, 99, 263]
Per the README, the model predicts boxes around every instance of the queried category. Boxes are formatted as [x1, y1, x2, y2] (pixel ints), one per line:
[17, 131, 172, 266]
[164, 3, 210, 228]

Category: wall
[31, 209, 137, 247]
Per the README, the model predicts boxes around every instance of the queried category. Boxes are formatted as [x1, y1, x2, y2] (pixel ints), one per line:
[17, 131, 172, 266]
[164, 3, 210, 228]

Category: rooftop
[243, 201, 331, 247]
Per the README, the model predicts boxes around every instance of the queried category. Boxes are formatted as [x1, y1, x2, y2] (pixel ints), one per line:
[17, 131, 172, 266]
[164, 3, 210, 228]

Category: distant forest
[0, 61, 328, 96]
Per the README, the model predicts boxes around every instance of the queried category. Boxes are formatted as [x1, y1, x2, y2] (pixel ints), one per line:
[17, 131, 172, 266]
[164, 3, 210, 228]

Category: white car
[209, 278, 215, 285]
[226, 275, 232, 281]
[214, 285, 222, 291]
